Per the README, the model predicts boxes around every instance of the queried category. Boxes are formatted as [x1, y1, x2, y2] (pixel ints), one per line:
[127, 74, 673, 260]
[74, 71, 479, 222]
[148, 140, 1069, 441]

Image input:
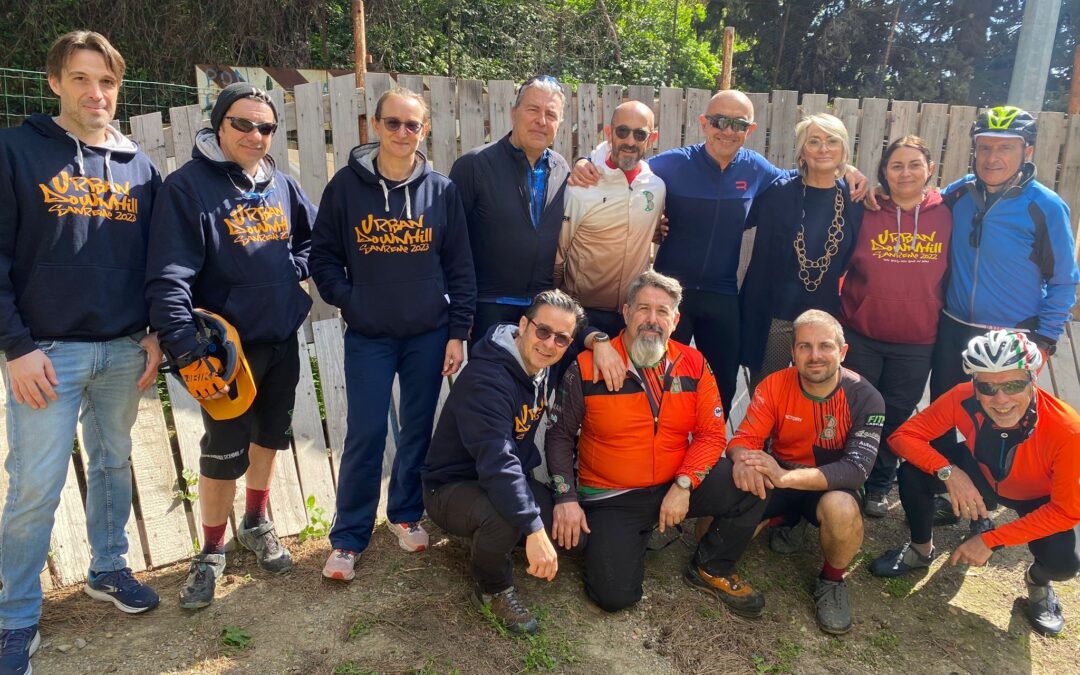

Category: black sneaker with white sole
[236, 520, 293, 575]
[84, 567, 160, 614]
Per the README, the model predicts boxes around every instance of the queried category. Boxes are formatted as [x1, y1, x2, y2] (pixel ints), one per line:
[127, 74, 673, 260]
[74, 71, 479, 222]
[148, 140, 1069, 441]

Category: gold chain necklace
[793, 183, 845, 292]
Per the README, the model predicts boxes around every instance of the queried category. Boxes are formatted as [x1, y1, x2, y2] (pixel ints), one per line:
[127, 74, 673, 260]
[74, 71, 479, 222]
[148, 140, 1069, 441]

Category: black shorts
[762, 487, 863, 528]
[199, 333, 300, 480]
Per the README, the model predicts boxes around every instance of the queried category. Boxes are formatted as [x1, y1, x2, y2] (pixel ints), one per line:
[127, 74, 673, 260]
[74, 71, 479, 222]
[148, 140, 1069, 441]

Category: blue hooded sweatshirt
[145, 128, 314, 358]
[310, 142, 476, 340]
[0, 114, 160, 359]
[422, 323, 551, 535]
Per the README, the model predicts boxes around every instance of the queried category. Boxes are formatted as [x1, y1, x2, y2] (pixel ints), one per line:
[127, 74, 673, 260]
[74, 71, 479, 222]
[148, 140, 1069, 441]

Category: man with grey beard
[544, 270, 767, 612]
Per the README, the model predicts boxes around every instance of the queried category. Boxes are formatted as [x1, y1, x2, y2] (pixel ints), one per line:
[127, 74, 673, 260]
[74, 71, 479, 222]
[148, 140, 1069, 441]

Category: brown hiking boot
[683, 565, 765, 618]
[471, 585, 539, 635]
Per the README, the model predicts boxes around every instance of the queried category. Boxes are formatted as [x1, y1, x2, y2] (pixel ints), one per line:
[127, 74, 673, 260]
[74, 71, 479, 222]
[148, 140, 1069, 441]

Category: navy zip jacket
[0, 114, 160, 359]
[449, 134, 570, 302]
[145, 129, 314, 358]
[309, 143, 476, 340]
[422, 324, 552, 535]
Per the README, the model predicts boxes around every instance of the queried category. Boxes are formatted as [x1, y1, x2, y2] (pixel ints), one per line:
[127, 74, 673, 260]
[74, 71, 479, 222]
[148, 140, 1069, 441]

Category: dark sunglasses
[614, 125, 650, 143]
[705, 114, 752, 133]
[380, 117, 424, 135]
[226, 116, 277, 136]
[528, 319, 572, 348]
[974, 378, 1031, 396]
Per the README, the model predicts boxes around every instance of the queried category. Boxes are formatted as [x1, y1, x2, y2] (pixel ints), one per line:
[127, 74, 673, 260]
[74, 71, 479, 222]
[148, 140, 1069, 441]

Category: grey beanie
[210, 82, 278, 133]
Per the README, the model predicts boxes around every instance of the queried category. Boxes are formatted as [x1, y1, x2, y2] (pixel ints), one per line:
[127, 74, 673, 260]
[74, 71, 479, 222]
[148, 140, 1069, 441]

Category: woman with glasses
[310, 87, 477, 582]
[740, 113, 863, 389]
[839, 136, 951, 517]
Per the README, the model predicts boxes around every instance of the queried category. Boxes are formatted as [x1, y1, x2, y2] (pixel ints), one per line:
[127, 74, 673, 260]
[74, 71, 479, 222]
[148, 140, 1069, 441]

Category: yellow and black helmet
[170, 309, 258, 420]
[970, 106, 1037, 145]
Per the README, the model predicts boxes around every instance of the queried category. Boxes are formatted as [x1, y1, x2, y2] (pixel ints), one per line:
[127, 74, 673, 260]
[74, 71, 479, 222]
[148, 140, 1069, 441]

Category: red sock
[244, 487, 270, 528]
[821, 561, 847, 582]
[201, 522, 228, 554]
[765, 516, 786, 528]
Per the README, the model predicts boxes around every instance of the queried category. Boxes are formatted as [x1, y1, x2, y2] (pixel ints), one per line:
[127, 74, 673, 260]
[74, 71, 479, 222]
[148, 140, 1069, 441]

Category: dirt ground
[31, 491, 1079, 675]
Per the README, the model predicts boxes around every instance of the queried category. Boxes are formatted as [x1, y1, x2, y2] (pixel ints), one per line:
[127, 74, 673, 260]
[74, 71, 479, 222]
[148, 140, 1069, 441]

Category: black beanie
[210, 82, 278, 133]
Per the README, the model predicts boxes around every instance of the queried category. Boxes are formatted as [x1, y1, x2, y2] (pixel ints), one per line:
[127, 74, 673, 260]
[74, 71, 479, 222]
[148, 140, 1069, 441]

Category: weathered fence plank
[48, 457, 91, 586]
[1060, 115, 1080, 241]
[312, 320, 348, 479]
[940, 105, 977, 186]
[917, 102, 950, 175]
[328, 73, 361, 175]
[768, 90, 799, 169]
[832, 98, 860, 153]
[855, 98, 888, 183]
[290, 337, 337, 512]
[602, 85, 624, 139]
[577, 83, 600, 153]
[294, 82, 329, 203]
[800, 93, 828, 117]
[130, 113, 169, 178]
[165, 378, 206, 546]
[168, 104, 204, 173]
[458, 79, 486, 156]
[1032, 112, 1066, 189]
[744, 92, 770, 156]
[683, 88, 710, 147]
[628, 85, 655, 112]
[267, 89, 291, 177]
[488, 80, 516, 142]
[888, 100, 919, 142]
[658, 86, 683, 152]
[429, 77, 458, 174]
[554, 83, 574, 162]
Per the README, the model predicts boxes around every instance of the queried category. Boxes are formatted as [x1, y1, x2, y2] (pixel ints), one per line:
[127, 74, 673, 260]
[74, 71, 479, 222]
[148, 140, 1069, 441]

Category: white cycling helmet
[961, 329, 1043, 375]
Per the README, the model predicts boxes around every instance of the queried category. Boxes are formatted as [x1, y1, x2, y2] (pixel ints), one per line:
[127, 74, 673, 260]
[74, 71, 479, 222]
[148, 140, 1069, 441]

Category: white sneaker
[322, 549, 358, 582]
[389, 521, 429, 552]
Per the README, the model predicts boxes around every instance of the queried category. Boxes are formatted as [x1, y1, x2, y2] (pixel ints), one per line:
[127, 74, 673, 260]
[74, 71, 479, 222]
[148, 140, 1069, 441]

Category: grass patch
[868, 629, 900, 652]
[751, 638, 803, 674]
[884, 577, 915, 598]
[220, 625, 252, 650]
[347, 618, 371, 640]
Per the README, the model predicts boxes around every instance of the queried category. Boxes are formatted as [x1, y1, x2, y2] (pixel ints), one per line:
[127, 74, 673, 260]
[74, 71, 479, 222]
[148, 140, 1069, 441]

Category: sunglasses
[973, 379, 1031, 396]
[226, 116, 277, 136]
[705, 114, 752, 133]
[614, 125, 651, 143]
[380, 117, 424, 135]
[528, 319, 572, 348]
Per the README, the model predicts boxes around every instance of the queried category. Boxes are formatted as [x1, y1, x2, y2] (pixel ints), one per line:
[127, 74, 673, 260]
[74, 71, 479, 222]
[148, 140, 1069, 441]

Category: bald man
[556, 101, 666, 338]
[572, 91, 866, 413]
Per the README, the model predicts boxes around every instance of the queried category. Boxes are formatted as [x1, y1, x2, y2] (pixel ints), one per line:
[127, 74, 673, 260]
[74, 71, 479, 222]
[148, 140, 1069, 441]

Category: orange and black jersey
[730, 367, 885, 491]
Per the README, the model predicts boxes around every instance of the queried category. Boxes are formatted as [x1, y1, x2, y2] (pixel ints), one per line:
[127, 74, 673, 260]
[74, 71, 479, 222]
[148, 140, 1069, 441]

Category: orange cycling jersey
[890, 383, 1080, 549]
[729, 367, 884, 491]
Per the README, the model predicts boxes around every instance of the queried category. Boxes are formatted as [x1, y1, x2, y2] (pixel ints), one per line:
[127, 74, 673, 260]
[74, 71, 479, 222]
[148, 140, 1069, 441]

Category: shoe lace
[335, 549, 357, 560]
[818, 580, 845, 607]
[1, 627, 35, 656]
[497, 587, 529, 615]
[404, 522, 422, 533]
[259, 529, 282, 555]
[103, 567, 141, 592]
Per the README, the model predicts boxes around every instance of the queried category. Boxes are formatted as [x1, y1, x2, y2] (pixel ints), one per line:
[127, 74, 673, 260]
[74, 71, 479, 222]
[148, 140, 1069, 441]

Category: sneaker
[870, 542, 935, 577]
[322, 549, 359, 582]
[969, 517, 995, 537]
[863, 491, 889, 518]
[179, 553, 226, 610]
[0, 626, 39, 675]
[932, 494, 960, 526]
[389, 521, 429, 552]
[682, 565, 765, 618]
[471, 586, 538, 636]
[769, 518, 808, 555]
[236, 520, 293, 574]
[84, 567, 160, 614]
[1026, 568, 1065, 636]
[814, 577, 853, 635]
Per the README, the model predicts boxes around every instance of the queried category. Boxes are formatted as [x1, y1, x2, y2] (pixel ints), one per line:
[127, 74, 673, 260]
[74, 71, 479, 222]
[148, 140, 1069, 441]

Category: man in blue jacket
[0, 31, 162, 675]
[145, 83, 315, 610]
[422, 290, 586, 636]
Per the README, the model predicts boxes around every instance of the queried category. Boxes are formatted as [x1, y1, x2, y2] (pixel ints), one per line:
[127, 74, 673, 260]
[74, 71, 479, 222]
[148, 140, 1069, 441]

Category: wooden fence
[4, 73, 1080, 588]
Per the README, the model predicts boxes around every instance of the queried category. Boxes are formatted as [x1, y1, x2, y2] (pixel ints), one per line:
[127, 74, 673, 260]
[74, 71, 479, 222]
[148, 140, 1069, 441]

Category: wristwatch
[591, 332, 611, 345]
[936, 465, 953, 481]
[675, 475, 692, 490]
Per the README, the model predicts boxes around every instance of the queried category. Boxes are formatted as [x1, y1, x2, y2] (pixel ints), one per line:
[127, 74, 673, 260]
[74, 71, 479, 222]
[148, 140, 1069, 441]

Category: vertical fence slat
[855, 98, 888, 184]
[48, 458, 91, 586]
[290, 335, 337, 512]
[328, 73, 360, 175]
[312, 320, 348, 480]
[577, 83, 600, 155]
[657, 86, 683, 153]
[268, 442, 308, 538]
[1059, 115, 1080, 245]
[130, 113, 168, 177]
[768, 90, 799, 169]
[745, 92, 770, 156]
[940, 105, 977, 186]
[1032, 112, 1067, 189]
[429, 76, 458, 174]
[168, 104, 204, 173]
[800, 93, 828, 118]
[888, 100, 919, 142]
[917, 102, 950, 173]
[1049, 324, 1080, 403]
[165, 378, 206, 547]
[628, 85, 655, 113]
[554, 83, 574, 161]
[602, 85, 624, 138]
[74, 442, 147, 572]
[683, 88, 709, 147]
[294, 82, 329, 204]
[458, 79, 486, 156]
[267, 89, 291, 178]
[488, 80, 515, 143]
[832, 98, 860, 150]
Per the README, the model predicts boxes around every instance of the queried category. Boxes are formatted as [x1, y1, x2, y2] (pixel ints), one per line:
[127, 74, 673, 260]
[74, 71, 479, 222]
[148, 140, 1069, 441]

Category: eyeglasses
[226, 116, 277, 136]
[704, 114, 752, 133]
[973, 378, 1031, 396]
[379, 117, 424, 135]
[614, 125, 651, 143]
[528, 319, 572, 348]
[804, 136, 843, 150]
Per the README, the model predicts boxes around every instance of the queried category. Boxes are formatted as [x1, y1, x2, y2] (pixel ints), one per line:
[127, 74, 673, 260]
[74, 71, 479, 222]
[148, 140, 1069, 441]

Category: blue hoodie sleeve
[145, 179, 205, 358]
[286, 176, 314, 282]
[441, 183, 477, 341]
[0, 147, 35, 360]
[309, 174, 352, 309]
[451, 371, 544, 534]
[1034, 196, 1078, 343]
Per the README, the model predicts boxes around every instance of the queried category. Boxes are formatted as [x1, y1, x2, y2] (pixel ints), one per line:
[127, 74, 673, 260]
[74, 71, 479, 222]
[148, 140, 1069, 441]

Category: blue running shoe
[84, 567, 160, 614]
[0, 625, 39, 675]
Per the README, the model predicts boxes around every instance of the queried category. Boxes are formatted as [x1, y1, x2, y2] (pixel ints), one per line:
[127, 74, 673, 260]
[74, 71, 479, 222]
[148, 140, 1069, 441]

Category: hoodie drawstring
[72, 137, 86, 177]
[104, 149, 115, 188]
[379, 179, 390, 213]
[378, 178, 414, 220]
[894, 203, 921, 252]
[405, 186, 412, 220]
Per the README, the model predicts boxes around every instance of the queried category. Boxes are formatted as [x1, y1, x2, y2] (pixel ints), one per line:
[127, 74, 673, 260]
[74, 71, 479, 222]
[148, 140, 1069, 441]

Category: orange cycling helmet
[168, 309, 257, 420]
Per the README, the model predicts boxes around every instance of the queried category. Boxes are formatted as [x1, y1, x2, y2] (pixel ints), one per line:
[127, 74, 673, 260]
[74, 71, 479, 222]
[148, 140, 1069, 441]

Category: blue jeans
[330, 326, 447, 553]
[0, 336, 146, 628]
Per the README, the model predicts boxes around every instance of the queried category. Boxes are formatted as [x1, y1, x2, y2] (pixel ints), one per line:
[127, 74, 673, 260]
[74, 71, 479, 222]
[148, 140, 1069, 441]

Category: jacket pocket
[221, 279, 312, 344]
[20, 263, 146, 339]
[342, 276, 448, 337]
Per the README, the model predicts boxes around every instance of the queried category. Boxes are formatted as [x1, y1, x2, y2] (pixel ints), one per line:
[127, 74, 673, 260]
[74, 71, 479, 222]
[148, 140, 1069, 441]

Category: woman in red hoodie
[840, 136, 952, 517]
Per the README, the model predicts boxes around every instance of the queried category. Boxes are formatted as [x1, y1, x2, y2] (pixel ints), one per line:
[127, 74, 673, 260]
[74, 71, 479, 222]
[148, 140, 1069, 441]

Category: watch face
[594, 333, 610, 342]
[676, 475, 692, 489]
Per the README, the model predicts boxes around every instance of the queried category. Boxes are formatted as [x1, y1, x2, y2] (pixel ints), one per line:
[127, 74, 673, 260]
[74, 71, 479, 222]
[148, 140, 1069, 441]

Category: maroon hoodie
[840, 189, 951, 344]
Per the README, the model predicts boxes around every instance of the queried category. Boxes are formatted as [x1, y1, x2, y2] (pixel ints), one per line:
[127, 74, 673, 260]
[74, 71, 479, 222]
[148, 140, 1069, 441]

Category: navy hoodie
[422, 324, 551, 535]
[145, 128, 314, 358]
[310, 143, 475, 339]
[0, 114, 160, 359]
